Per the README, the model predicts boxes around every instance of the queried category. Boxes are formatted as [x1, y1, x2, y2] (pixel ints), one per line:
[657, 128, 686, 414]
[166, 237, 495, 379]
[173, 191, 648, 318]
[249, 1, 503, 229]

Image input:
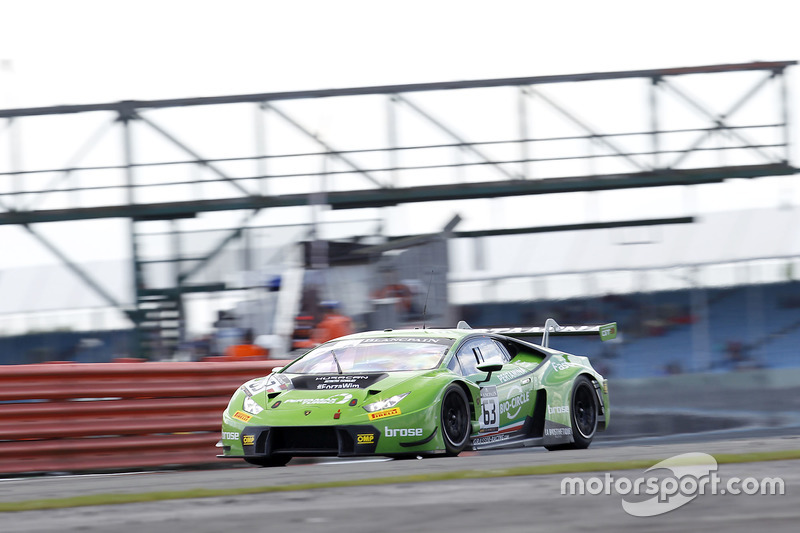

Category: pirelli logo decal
[233, 411, 253, 422]
[367, 407, 401, 420]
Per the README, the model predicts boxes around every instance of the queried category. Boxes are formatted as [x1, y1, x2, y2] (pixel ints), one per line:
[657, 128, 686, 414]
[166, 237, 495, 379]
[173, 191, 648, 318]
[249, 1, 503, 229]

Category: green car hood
[263, 370, 443, 411]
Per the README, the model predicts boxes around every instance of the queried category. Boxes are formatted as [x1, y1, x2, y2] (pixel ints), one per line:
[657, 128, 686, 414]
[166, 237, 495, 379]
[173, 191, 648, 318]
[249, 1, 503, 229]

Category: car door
[454, 336, 534, 439]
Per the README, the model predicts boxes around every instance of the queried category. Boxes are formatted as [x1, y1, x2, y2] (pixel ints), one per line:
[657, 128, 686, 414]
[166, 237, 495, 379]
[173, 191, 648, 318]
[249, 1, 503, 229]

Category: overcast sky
[1, 0, 799, 270]
[2, 0, 798, 107]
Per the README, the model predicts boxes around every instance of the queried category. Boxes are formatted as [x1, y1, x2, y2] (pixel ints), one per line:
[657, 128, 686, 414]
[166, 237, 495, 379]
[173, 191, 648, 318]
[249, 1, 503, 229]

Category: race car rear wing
[456, 318, 617, 348]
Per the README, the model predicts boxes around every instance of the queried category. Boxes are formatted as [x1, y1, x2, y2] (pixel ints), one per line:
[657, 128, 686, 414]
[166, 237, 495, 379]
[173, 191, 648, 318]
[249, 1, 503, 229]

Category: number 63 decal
[479, 385, 499, 432]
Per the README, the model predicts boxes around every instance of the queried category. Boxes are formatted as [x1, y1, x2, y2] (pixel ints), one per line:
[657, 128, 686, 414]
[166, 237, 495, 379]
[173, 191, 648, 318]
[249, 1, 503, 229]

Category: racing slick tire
[546, 375, 598, 451]
[244, 455, 292, 467]
[441, 384, 470, 456]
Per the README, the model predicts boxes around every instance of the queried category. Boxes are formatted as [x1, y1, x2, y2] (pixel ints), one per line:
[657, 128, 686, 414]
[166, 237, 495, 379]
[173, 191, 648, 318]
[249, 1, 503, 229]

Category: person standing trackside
[309, 301, 353, 346]
[225, 329, 268, 358]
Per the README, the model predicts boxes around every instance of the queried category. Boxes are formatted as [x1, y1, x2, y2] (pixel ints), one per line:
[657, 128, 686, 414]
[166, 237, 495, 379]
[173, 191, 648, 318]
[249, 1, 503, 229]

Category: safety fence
[0, 359, 288, 475]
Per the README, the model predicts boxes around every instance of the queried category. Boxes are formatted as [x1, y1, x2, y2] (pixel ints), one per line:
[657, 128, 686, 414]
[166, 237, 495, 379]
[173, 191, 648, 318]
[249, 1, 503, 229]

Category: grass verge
[2, 448, 799, 512]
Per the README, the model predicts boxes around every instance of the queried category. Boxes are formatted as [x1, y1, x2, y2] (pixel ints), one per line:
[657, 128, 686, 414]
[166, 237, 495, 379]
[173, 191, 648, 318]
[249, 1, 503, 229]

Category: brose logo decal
[233, 411, 252, 422]
[222, 431, 240, 440]
[242, 435, 255, 446]
[367, 408, 401, 420]
[356, 433, 375, 444]
[384, 427, 423, 437]
[548, 405, 570, 415]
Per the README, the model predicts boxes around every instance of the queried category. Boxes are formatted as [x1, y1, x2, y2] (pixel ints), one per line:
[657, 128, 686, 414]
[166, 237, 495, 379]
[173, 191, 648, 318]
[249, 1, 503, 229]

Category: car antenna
[422, 270, 434, 329]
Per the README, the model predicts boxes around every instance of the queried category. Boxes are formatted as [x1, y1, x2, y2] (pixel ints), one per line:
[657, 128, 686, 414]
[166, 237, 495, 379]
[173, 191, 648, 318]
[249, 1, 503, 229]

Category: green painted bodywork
[219, 326, 611, 460]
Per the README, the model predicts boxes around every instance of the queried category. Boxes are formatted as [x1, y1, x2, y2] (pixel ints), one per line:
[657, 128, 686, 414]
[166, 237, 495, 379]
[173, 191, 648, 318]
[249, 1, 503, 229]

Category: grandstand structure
[0, 60, 798, 365]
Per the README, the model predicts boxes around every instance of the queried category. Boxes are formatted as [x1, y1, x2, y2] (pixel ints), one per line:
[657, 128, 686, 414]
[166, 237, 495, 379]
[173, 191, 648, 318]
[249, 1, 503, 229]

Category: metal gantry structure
[0, 60, 797, 357]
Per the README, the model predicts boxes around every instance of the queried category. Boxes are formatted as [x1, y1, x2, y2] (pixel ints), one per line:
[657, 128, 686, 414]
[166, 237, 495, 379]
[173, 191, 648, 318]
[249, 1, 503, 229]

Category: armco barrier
[0, 359, 288, 475]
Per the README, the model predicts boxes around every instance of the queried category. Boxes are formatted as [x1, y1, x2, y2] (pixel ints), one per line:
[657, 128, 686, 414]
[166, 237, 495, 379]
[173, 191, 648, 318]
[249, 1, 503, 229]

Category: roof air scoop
[457, 320, 472, 330]
[542, 318, 561, 349]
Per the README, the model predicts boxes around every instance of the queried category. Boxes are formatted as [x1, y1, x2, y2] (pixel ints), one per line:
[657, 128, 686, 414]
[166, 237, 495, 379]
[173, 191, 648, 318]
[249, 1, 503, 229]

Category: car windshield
[284, 337, 454, 374]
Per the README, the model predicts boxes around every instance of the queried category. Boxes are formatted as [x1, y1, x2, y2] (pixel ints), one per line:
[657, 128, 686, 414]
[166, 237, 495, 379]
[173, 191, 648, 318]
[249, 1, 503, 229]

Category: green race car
[218, 319, 616, 466]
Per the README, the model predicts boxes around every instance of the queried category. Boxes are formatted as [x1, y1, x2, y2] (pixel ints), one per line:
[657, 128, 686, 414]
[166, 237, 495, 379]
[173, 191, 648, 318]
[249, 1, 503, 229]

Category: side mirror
[476, 363, 503, 384]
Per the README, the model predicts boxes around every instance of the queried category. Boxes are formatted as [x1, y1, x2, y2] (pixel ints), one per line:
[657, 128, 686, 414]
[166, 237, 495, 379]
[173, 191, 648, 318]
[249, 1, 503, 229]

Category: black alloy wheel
[441, 384, 470, 456]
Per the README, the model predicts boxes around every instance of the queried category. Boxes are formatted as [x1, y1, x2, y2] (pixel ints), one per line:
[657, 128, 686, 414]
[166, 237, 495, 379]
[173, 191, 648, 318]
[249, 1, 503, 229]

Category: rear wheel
[441, 384, 470, 456]
[571, 376, 598, 448]
[546, 375, 598, 451]
[244, 455, 292, 467]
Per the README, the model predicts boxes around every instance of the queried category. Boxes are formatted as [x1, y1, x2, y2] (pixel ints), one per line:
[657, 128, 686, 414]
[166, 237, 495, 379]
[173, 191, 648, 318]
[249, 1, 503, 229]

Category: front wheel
[546, 375, 598, 451]
[244, 455, 292, 467]
[441, 384, 470, 456]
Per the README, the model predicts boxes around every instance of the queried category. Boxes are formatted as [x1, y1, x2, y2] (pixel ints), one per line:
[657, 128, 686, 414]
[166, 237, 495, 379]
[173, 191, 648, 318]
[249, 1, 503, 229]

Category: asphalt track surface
[1, 430, 799, 533]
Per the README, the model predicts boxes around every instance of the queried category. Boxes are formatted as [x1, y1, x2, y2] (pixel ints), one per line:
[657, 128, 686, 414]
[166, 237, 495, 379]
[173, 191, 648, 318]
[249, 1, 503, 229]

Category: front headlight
[239, 373, 293, 397]
[362, 392, 409, 413]
[242, 395, 264, 415]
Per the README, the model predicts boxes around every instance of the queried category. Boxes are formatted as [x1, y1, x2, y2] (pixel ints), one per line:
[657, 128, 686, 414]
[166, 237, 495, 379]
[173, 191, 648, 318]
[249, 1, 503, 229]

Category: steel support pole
[518, 87, 531, 179]
[387, 95, 399, 188]
[255, 102, 269, 195]
[171, 219, 185, 347]
[0, 121, 13, 212]
[650, 77, 661, 169]
[8, 117, 21, 208]
[121, 109, 144, 356]
[310, 154, 329, 270]
[780, 68, 791, 163]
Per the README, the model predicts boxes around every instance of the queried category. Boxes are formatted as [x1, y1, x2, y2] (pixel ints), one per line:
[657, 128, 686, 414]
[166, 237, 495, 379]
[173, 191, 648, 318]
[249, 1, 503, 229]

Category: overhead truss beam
[0, 61, 795, 119]
[0, 163, 793, 225]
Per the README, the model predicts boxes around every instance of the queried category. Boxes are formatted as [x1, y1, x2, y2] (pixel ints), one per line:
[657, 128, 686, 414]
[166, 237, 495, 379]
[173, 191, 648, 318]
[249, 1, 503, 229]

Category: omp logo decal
[233, 411, 252, 422]
[242, 435, 255, 446]
[356, 433, 375, 444]
[367, 407, 401, 420]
